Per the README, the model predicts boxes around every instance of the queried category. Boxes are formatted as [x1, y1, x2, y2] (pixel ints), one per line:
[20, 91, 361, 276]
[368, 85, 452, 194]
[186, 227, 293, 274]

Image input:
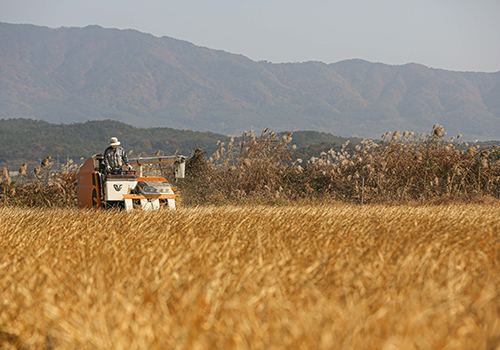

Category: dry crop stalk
[1, 204, 499, 349]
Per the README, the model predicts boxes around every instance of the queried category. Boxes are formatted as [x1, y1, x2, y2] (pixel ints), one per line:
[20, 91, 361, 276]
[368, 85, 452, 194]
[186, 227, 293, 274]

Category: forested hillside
[0, 119, 227, 169]
[0, 119, 357, 170]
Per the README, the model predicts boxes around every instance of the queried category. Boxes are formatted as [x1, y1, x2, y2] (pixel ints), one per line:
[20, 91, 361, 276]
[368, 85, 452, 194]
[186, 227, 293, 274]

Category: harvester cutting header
[77, 154, 186, 211]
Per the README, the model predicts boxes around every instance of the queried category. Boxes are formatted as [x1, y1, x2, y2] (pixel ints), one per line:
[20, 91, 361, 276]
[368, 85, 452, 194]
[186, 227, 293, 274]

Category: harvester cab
[77, 154, 186, 211]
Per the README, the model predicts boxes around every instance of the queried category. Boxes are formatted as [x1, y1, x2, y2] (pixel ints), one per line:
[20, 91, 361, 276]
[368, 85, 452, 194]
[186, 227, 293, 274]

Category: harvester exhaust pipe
[129, 155, 186, 178]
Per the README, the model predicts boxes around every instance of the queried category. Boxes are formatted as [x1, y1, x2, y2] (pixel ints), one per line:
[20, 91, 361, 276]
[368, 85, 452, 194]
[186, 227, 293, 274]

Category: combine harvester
[77, 154, 186, 211]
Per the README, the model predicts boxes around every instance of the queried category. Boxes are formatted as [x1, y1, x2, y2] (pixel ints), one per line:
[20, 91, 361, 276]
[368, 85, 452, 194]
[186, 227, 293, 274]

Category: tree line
[0, 118, 359, 171]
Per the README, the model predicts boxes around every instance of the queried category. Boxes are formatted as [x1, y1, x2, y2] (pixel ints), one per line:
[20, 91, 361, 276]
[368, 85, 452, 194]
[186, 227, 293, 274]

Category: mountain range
[1, 22, 499, 140]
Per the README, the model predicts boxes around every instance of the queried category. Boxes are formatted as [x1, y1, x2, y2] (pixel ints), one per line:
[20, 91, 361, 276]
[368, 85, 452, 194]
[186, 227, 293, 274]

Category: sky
[1, 0, 499, 73]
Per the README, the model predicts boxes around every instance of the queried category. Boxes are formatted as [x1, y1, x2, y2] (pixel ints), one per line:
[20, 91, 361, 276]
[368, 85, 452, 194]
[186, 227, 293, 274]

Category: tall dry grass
[1, 204, 500, 349]
[176, 126, 500, 205]
[178, 129, 293, 204]
[0, 160, 78, 208]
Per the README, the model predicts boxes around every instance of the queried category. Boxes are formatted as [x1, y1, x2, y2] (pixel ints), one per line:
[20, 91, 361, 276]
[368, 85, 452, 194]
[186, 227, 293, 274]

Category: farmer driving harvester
[103, 137, 132, 174]
[78, 137, 186, 211]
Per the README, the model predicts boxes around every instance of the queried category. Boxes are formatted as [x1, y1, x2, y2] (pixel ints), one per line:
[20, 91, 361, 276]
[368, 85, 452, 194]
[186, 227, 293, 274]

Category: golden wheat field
[1, 204, 500, 350]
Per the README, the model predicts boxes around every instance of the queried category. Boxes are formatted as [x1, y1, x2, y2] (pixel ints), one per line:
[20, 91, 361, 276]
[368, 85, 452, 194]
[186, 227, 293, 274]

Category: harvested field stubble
[1, 205, 500, 349]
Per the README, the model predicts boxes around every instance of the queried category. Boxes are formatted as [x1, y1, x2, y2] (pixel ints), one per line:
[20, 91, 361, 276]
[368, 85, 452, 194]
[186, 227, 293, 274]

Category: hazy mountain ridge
[1, 22, 499, 139]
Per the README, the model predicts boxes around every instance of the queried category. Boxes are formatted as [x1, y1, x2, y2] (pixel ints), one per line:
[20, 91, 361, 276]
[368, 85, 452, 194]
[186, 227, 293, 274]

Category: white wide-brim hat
[110, 137, 121, 146]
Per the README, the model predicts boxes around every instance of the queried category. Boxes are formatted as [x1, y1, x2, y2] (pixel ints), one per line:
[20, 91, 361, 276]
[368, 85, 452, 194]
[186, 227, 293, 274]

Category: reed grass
[177, 126, 500, 205]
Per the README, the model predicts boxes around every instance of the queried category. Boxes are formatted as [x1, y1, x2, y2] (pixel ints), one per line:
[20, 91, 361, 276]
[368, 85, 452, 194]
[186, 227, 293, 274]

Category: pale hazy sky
[1, 0, 499, 72]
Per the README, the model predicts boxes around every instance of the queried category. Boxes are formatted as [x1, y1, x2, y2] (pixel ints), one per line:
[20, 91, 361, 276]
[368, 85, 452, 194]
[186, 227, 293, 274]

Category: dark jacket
[103, 146, 130, 170]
